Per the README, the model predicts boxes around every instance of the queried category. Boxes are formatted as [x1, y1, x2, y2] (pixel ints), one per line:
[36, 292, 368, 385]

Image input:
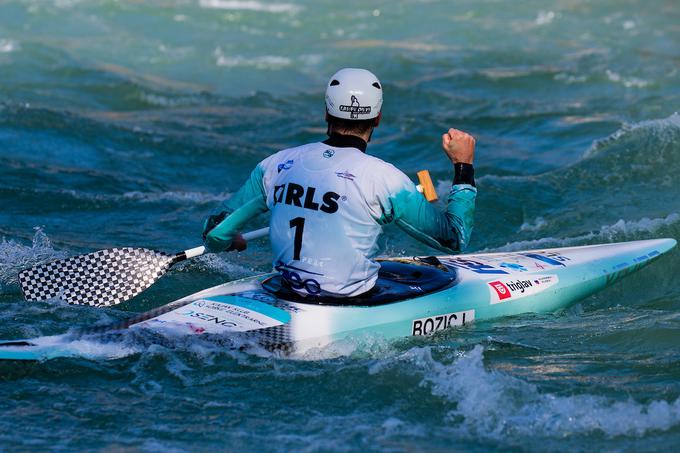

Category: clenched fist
[442, 128, 475, 165]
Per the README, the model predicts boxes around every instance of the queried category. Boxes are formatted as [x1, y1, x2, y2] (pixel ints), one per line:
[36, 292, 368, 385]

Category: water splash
[0, 228, 67, 293]
[411, 345, 680, 438]
[174, 253, 259, 279]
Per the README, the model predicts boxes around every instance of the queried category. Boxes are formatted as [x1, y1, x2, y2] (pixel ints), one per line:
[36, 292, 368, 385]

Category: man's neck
[323, 132, 368, 152]
[328, 127, 372, 142]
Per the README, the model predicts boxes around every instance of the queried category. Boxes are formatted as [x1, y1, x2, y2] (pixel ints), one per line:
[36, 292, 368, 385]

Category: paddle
[18, 170, 437, 308]
[18, 227, 270, 308]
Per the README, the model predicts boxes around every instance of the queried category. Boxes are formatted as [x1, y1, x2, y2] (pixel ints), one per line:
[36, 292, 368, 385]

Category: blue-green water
[1, 0, 679, 450]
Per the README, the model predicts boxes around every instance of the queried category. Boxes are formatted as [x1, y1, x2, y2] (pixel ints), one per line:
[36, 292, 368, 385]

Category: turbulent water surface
[1, 0, 679, 450]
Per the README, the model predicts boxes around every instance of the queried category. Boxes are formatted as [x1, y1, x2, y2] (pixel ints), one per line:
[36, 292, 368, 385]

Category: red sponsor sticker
[489, 281, 511, 300]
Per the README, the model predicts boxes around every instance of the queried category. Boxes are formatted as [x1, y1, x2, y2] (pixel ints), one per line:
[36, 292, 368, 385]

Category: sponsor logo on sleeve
[335, 171, 356, 181]
[412, 309, 475, 336]
[277, 159, 294, 173]
[488, 275, 559, 304]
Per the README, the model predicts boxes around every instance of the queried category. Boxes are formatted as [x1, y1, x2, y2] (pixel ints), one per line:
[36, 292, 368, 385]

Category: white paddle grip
[183, 227, 270, 259]
[184, 246, 206, 259]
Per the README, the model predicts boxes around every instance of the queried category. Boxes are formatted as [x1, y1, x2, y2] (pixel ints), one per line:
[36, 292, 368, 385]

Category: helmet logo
[339, 95, 371, 119]
[323, 149, 335, 158]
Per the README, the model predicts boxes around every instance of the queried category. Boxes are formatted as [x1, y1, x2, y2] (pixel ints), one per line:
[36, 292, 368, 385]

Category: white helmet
[325, 68, 382, 120]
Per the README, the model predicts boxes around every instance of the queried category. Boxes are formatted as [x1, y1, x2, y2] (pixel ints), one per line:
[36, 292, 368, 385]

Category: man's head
[325, 68, 382, 140]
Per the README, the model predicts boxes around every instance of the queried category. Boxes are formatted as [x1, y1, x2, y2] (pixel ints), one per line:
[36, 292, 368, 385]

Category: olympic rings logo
[275, 262, 322, 294]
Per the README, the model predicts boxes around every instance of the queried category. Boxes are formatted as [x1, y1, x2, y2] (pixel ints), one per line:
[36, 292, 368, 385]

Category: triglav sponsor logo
[489, 281, 511, 300]
[488, 275, 559, 304]
[506, 279, 533, 293]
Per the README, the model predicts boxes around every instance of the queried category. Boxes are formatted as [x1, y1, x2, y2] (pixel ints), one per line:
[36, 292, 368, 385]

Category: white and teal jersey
[205, 136, 476, 297]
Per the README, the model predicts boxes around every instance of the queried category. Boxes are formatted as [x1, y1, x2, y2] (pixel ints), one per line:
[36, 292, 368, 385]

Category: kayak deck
[262, 259, 457, 305]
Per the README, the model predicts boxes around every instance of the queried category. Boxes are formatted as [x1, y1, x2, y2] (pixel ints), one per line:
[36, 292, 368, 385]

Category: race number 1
[289, 217, 305, 260]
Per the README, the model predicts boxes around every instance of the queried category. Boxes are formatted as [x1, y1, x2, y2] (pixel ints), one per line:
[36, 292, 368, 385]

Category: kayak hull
[0, 238, 676, 361]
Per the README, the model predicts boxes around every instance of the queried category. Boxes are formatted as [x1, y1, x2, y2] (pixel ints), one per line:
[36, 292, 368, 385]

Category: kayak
[0, 238, 675, 361]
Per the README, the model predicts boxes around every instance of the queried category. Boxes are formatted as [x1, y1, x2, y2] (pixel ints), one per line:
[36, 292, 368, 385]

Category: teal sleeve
[204, 164, 269, 252]
[385, 182, 477, 254]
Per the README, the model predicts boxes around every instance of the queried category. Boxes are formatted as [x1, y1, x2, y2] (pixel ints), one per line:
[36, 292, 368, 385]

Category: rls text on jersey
[273, 182, 340, 213]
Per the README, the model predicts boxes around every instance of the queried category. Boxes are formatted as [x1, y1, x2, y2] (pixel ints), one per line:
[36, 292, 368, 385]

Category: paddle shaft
[177, 227, 270, 262]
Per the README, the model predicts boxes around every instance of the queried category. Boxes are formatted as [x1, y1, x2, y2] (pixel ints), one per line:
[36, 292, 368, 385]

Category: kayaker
[203, 68, 477, 297]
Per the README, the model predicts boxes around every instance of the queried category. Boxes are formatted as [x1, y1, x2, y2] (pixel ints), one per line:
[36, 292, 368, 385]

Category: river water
[1, 0, 679, 450]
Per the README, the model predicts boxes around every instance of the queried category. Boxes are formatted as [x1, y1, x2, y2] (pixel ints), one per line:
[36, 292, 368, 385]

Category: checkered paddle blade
[18, 248, 175, 307]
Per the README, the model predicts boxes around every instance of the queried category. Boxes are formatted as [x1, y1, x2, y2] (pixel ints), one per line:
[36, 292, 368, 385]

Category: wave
[446, 112, 680, 251]
[387, 345, 680, 439]
[5, 186, 229, 206]
[121, 190, 228, 204]
[198, 0, 302, 14]
[604, 69, 650, 89]
[214, 51, 292, 70]
[585, 112, 680, 158]
[488, 212, 680, 252]
[0, 39, 18, 53]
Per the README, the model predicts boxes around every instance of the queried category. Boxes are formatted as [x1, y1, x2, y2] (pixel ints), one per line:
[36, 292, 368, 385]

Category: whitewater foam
[585, 112, 680, 158]
[519, 217, 548, 233]
[0, 39, 18, 53]
[199, 0, 301, 14]
[214, 49, 292, 69]
[605, 69, 650, 89]
[408, 345, 680, 438]
[175, 253, 258, 279]
[535, 11, 556, 26]
[33, 188, 229, 205]
[121, 190, 228, 204]
[490, 213, 680, 252]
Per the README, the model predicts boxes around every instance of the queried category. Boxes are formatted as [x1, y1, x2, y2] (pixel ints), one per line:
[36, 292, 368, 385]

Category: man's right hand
[226, 234, 247, 252]
[203, 211, 228, 240]
[442, 128, 475, 165]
